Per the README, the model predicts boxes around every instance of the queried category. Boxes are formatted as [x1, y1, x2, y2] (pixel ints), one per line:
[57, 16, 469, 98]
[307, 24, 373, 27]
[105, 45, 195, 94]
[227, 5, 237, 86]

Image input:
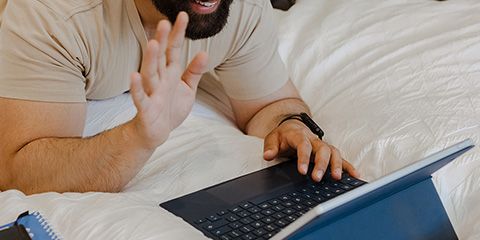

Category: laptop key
[240, 225, 254, 233]
[248, 206, 261, 213]
[194, 218, 207, 224]
[261, 209, 274, 216]
[251, 213, 264, 220]
[299, 188, 310, 193]
[225, 214, 240, 222]
[261, 217, 275, 224]
[240, 217, 254, 225]
[289, 192, 300, 197]
[313, 189, 323, 195]
[269, 199, 280, 205]
[229, 230, 242, 238]
[285, 215, 297, 222]
[329, 182, 341, 188]
[264, 224, 278, 232]
[292, 197, 303, 203]
[212, 226, 232, 236]
[242, 233, 256, 240]
[279, 195, 291, 201]
[273, 212, 286, 219]
[272, 205, 285, 211]
[253, 228, 267, 236]
[312, 196, 324, 203]
[237, 211, 251, 218]
[207, 215, 220, 222]
[203, 224, 215, 231]
[321, 186, 332, 192]
[264, 232, 275, 238]
[229, 221, 242, 229]
[275, 219, 288, 227]
[282, 201, 294, 207]
[340, 175, 356, 183]
[230, 207, 242, 213]
[333, 188, 345, 194]
[350, 180, 365, 186]
[240, 202, 254, 209]
[320, 192, 334, 199]
[219, 235, 233, 240]
[283, 208, 296, 215]
[303, 193, 313, 199]
[294, 204, 305, 211]
[202, 219, 228, 231]
[259, 202, 271, 209]
[217, 210, 228, 216]
[251, 221, 264, 229]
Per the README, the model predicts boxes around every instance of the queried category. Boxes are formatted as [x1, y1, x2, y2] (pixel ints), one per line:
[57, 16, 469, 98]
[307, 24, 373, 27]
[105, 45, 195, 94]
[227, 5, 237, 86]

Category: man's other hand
[263, 119, 360, 182]
[129, 12, 208, 150]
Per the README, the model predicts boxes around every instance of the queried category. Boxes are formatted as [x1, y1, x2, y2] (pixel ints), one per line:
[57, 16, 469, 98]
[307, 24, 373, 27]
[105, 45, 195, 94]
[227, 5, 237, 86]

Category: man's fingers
[167, 12, 188, 65]
[263, 132, 280, 161]
[182, 52, 208, 90]
[155, 20, 171, 79]
[311, 141, 331, 182]
[329, 145, 343, 180]
[295, 139, 312, 175]
[140, 40, 160, 94]
[342, 160, 360, 178]
[130, 73, 149, 112]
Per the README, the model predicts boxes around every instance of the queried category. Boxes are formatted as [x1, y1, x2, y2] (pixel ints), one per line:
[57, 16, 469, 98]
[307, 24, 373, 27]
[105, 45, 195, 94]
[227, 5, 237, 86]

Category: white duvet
[1, 0, 479, 239]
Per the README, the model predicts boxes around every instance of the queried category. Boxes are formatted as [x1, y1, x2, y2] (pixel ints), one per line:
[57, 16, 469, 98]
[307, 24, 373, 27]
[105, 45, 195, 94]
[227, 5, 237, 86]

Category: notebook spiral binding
[32, 212, 61, 240]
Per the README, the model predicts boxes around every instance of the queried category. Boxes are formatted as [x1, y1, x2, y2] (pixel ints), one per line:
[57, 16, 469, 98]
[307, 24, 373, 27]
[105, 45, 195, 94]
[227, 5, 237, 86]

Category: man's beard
[151, 0, 234, 40]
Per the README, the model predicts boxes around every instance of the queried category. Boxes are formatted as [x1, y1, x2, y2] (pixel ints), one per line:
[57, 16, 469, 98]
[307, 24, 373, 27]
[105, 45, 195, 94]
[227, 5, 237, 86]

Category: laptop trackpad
[206, 160, 304, 204]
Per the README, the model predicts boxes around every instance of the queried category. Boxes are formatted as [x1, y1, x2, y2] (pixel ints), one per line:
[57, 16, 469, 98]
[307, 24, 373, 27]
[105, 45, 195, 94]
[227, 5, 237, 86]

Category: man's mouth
[190, 0, 220, 14]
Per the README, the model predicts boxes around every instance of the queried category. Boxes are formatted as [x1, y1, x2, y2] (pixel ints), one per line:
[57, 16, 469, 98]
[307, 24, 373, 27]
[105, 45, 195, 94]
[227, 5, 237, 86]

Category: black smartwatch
[278, 112, 325, 140]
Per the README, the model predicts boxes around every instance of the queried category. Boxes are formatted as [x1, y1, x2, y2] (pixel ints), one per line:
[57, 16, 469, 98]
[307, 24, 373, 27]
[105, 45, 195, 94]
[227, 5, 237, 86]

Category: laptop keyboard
[192, 173, 366, 240]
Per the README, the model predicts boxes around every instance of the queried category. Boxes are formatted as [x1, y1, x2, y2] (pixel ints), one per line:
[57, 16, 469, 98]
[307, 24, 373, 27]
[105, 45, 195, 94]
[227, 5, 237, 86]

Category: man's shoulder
[233, 0, 269, 12]
[237, 0, 269, 8]
[228, 0, 271, 26]
[31, 0, 104, 20]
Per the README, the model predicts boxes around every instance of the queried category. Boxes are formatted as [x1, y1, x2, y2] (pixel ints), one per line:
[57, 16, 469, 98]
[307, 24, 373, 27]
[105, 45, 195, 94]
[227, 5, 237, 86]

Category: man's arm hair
[0, 98, 153, 195]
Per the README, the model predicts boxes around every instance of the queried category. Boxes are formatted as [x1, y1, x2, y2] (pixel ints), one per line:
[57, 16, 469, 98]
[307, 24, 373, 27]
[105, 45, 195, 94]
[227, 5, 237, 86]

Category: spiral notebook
[0, 211, 61, 240]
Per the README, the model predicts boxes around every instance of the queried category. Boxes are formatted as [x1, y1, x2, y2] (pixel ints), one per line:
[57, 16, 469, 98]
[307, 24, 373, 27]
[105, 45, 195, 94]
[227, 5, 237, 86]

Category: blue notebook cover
[0, 211, 61, 240]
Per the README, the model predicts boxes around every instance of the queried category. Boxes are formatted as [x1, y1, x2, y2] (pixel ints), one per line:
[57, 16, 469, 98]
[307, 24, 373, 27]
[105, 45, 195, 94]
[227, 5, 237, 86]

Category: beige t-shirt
[0, 0, 288, 102]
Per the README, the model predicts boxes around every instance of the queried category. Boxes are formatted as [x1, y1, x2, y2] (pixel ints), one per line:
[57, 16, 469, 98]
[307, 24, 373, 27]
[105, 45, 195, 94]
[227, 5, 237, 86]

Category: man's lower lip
[190, 0, 220, 14]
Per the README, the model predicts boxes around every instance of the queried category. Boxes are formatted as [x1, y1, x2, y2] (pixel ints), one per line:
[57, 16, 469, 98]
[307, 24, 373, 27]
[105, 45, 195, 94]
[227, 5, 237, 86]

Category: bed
[1, 0, 479, 239]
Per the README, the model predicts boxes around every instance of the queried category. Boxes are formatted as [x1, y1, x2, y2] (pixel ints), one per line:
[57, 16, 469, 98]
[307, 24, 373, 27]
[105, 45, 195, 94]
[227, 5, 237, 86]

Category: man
[0, 0, 358, 195]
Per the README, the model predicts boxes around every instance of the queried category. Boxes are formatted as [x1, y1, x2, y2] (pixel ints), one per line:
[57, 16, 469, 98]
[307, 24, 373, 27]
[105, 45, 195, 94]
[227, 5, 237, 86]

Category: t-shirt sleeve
[215, 1, 289, 100]
[0, 0, 6, 25]
[0, 1, 87, 103]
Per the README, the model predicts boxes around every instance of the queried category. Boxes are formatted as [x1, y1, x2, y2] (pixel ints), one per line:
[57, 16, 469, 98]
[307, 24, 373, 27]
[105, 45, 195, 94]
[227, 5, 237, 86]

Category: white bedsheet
[1, 0, 479, 239]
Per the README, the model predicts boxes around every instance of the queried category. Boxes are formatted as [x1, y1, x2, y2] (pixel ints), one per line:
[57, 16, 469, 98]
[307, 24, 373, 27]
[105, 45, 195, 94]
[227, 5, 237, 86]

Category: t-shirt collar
[125, 0, 148, 54]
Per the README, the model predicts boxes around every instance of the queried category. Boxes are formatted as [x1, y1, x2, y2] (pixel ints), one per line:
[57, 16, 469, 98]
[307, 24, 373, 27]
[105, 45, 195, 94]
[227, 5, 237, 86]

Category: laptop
[161, 139, 475, 240]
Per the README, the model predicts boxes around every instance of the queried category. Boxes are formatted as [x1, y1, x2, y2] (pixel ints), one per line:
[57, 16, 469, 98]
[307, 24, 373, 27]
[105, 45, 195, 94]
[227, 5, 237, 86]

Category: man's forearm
[3, 121, 154, 194]
[245, 98, 311, 138]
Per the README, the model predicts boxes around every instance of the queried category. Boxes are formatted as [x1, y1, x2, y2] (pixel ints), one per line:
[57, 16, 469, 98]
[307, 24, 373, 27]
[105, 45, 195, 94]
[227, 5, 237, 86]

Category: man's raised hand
[129, 12, 208, 150]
